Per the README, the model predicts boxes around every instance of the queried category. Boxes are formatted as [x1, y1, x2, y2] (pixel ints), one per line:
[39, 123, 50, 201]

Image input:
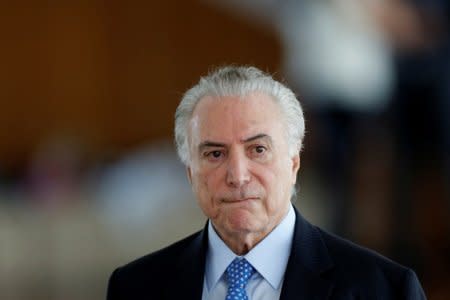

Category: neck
[219, 231, 267, 255]
[211, 207, 290, 255]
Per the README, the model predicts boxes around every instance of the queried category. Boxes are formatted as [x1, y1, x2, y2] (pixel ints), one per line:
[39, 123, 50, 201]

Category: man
[107, 66, 426, 299]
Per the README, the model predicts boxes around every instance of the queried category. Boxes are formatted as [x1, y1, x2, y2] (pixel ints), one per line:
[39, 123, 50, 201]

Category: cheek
[254, 163, 292, 203]
[192, 169, 221, 203]
[252, 166, 278, 196]
[192, 176, 213, 216]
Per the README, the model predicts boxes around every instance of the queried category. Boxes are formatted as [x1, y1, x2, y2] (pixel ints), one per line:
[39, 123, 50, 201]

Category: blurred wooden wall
[0, 0, 280, 169]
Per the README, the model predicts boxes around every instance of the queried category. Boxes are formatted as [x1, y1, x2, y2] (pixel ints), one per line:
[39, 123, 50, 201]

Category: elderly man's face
[187, 92, 300, 241]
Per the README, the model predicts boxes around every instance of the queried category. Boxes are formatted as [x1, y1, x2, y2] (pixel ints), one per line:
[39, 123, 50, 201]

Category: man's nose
[226, 151, 251, 188]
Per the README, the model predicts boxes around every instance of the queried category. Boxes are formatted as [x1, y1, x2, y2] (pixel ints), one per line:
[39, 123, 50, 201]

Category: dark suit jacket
[107, 208, 426, 299]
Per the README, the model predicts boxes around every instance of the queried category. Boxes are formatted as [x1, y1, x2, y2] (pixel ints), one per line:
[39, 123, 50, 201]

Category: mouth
[221, 197, 258, 204]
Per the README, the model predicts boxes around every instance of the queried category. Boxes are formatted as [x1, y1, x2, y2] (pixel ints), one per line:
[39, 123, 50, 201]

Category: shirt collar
[205, 204, 296, 291]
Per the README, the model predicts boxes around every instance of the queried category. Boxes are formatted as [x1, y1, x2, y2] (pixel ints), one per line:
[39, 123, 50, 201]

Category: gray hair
[174, 65, 305, 166]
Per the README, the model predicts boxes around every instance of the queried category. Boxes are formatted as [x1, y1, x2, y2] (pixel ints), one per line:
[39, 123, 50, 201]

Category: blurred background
[0, 0, 449, 299]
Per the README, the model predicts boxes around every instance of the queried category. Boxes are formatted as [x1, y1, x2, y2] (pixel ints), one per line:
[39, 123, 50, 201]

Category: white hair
[174, 65, 305, 166]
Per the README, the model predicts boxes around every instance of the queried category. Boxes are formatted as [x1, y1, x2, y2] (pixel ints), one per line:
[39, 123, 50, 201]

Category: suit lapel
[163, 224, 209, 299]
[280, 207, 335, 300]
[161, 209, 335, 299]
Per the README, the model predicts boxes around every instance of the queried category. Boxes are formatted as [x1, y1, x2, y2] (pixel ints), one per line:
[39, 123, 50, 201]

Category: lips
[222, 197, 258, 203]
[219, 188, 263, 203]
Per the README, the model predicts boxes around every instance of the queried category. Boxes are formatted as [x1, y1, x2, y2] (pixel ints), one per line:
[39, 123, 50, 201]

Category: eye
[210, 150, 222, 158]
[204, 150, 224, 161]
[255, 146, 266, 154]
[250, 145, 267, 157]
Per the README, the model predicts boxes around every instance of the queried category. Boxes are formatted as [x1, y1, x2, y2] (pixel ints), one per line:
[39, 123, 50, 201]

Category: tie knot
[226, 258, 255, 289]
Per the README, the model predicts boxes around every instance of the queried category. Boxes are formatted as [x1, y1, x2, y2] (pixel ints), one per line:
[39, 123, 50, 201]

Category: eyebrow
[198, 133, 273, 153]
[242, 133, 272, 144]
[198, 141, 226, 152]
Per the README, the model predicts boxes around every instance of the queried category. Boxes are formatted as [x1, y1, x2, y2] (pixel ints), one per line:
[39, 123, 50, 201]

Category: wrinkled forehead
[187, 92, 286, 147]
[191, 91, 280, 119]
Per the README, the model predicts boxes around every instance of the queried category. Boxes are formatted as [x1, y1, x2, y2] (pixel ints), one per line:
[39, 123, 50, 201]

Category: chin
[225, 209, 265, 234]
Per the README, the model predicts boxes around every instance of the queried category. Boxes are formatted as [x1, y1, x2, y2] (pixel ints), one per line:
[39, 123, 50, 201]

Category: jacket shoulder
[107, 230, 203, 300]
[316, 227, 425, 299]
[318, 227, 405, 271]
[125, 230, 202, 269]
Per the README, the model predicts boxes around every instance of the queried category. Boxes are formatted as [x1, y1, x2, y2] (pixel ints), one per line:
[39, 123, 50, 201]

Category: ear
[291, 153, 300, 185]
[186, 166, 193, 185]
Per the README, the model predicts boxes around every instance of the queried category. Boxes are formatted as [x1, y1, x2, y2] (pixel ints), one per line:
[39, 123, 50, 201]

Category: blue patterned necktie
[225, 258, 255, 300]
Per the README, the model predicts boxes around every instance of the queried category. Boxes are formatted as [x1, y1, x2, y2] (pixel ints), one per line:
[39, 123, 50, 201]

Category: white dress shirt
[201, 205, 296, 300]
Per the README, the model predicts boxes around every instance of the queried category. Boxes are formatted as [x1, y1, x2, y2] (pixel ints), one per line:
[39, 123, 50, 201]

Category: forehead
[189, 92, 285, 143]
